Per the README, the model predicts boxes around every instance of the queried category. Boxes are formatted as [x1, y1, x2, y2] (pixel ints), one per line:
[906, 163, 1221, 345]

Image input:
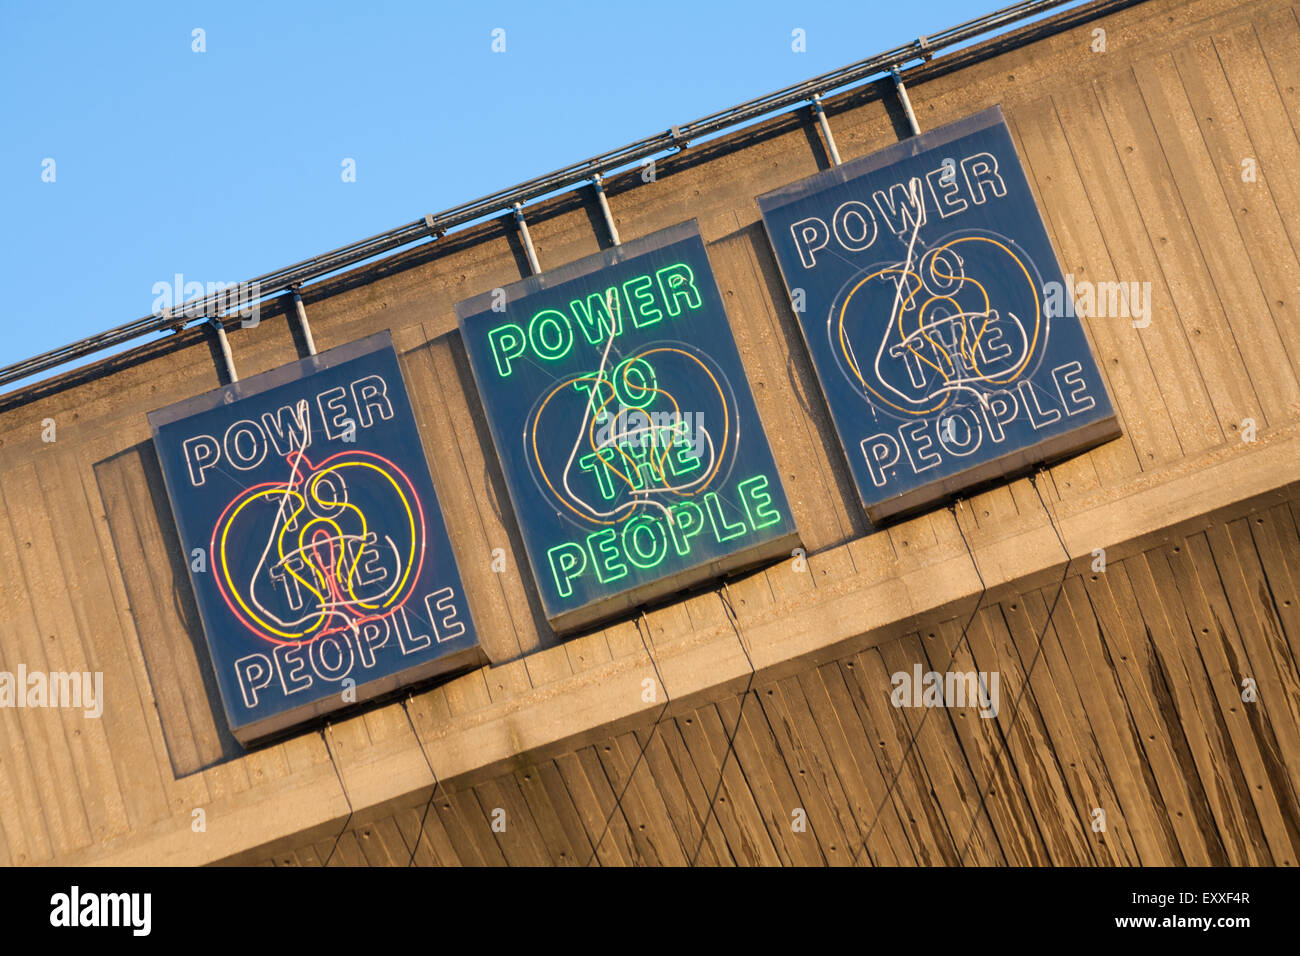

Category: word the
[50, 886, 151, 936]
[582, 414, 709, 501]
[592, 409, 708, 459]
[890, 664, 999, 719]
[0, 666, 102, 718]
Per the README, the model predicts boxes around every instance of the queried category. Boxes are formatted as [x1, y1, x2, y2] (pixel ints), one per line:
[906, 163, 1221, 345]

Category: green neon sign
[457, 222, 800, 634]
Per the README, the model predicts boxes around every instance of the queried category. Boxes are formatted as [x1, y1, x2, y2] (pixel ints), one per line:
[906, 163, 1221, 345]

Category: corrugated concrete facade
[0, 0, 1297, 865]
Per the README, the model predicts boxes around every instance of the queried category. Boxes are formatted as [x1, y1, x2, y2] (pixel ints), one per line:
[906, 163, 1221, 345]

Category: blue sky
[0, 0, 1080, 388]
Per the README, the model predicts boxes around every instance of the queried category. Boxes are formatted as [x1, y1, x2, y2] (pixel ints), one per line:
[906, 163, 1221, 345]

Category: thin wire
[583, 610, 671, 866]
[400, 694, 442, 867]
[320, 721, 353, 867]
[689, 582, 758, 866]
[847, 496, 988, 866]
[954, 469, 1072, 865]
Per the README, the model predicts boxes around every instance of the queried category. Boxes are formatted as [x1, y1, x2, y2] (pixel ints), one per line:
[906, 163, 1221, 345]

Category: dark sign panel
[457, 221, 799, 634]
[148, 332, 484, 745]
[757, 107, 1120, 523]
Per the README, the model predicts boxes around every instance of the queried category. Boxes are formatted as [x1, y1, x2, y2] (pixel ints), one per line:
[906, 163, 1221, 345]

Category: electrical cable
[583, 609, 671, 866]
[688, 582, 758, 866]
[400, 693, 442, 867]
[953, 468, 1073, 864]
[847, 496, 987, 865]
[320, 721, 354, 867]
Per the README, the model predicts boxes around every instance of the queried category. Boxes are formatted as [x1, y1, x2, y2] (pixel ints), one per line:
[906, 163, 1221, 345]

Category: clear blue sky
[0, 0, 1080, 388]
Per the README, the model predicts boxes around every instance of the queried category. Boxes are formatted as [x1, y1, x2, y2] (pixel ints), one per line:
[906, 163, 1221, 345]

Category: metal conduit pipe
[513, 203, 542, 275]
[891, 65, 923, 136]
[290, 289, 317, 356]
[591, 173, 621, 246]
[810, 94, 842, 166]
[208, 318, 238, 383]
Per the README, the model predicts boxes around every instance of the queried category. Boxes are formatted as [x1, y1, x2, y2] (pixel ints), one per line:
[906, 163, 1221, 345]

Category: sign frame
[148, 330, 485, 746]
[456, 220, 800, 635]
[756, 106, 1121, 523]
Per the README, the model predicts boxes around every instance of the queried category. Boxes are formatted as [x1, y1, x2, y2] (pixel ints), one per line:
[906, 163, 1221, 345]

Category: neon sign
[457, 221, 798, 634]
[757, 107, 1120, 522]
[148, 332, 483, 745]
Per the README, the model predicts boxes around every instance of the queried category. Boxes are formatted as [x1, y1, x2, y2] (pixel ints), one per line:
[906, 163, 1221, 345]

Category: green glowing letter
[623, 274, 662, 329]
[579, 449, 618, 501]
[621, 514, 668, 570]
[488, 323, 526, 378]
[667, 501, 705, 557]
[617, 430, 656, 490]
[738, 474, 781, 529]
[573, 375, 613, 422]
[548, 542, 587, 598]
[655, 263, 701, 317]
[569, 288, 622, 345]
[704, 492, 746, 542]
[612, 355, 657, 409]
[528, 308, 574, 361]
[586, 528, 628, 584]
[667, 419, 701, 475]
